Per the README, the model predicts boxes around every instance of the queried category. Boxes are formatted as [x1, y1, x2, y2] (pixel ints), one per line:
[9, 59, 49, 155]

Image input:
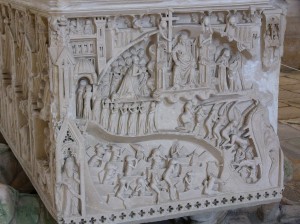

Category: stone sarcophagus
[0, 0, 287, 223]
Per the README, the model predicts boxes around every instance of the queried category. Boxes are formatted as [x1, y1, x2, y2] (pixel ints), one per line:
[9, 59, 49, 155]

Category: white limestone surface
[0, 0, 287, 223]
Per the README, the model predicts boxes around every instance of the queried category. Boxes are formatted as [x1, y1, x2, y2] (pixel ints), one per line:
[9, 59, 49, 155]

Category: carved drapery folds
[263, 12, 286, 69]
[0, 1, 286, 223]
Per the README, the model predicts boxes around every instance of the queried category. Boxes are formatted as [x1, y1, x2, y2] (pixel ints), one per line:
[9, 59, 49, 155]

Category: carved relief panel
[0, 1, 286, 223]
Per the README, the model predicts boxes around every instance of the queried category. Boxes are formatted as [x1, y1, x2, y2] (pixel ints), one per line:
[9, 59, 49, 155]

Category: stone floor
[278, 71, 300, 186]
[277, 71, 300, 224]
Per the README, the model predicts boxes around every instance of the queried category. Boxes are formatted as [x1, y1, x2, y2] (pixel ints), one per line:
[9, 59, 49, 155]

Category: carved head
[123, 50, 131, 59]
[222, 49, 231, 58]
[150, 102, 156, 109]
[186, 172, 192, 177]
[169, 159, 178, 166]
[112, 60, 119, 68]
[119, 178, 127, 184]
[228, 16, 237, 26]
[118, 58, 126, 67]
[137, 177, 145, 185]
[136, 150, 145, 160]
[104, 98, 111, 104]
[64, 156, 76, 178]
[179, 33, 189, 44]
[160, 20, 167, 29]
[151, 147, 161, 157]
[70, 20, 77, 27]
[103, 150, 113, 162]
[184, 102, 192, 111]
[125, 58, 133, 66]
[95, 144, 104, 154]
[138, 49, 145, 58]
[79, 79, 88, 87]
[130, 47, 138, 55]
[132, 56, 140, 65]
[203, 16, 211, 27]
[86, 85, 92, 92]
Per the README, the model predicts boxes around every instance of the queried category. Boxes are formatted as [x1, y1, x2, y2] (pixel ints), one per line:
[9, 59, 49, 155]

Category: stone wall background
[282, 0, 300, 70]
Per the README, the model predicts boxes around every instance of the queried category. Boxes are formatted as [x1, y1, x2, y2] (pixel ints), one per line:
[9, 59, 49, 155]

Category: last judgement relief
[0, 1, 286, 223]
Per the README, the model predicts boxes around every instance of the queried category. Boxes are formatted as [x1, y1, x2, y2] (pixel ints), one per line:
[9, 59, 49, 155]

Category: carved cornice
[1, 0, 273, 15]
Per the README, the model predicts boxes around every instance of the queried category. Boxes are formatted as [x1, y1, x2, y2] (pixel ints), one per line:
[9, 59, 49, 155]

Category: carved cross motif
[256, 193, 262, 199]
[238, 196, 245, 202]
[185, 203, 192, 210]
[247, 194, 253, 200]
[119, 213, 126, 220]
[109, 214, 116, 221]
[264, 192, 270, 198]
[272, 191, 278, 197]
[167, 206, 174, 213]
[161, 11, 179, 52]
[212, 199, 219, 205]
[139, 210, 146, 217]
[204, 200, 210, 207]
[177, 204, 183, 211]
[230, 197, 237, 203]
[89, 217, 96, 224]
[158, 207, 164, 214]
[148, 208, 155, 215]
[129, 211, 136, 218]
[99, 216, 106, 223]
[194, 202, 201, 208]
[221, 198, 228, 204]
[79, 219, 87, 224]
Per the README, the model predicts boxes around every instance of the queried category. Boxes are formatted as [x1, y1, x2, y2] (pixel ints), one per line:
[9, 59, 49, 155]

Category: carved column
[0, 1, 287, 223]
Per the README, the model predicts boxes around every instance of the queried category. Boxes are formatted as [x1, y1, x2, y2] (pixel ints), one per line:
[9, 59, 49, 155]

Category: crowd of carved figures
[169, 31, 245, 92]
[77, 82, 158, 135]
[86, 141, 222, 209]
[100, 44, 152, 100]
[177, 99, 261, 184]
[99, 100, 157, 136]
[94, 12, 256, 105]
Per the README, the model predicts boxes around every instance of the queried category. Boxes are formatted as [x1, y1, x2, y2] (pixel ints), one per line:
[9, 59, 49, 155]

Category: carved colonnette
[0, 0, 287, 223]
